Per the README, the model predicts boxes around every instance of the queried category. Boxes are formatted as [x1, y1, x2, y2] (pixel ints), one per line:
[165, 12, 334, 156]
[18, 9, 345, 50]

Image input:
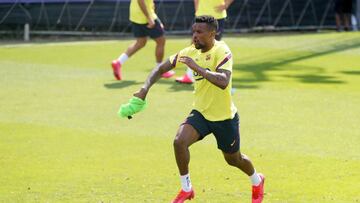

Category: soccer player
[132, 15, 265, 203]
[111, 0, 174, 80]
[176, 0, 234, 84]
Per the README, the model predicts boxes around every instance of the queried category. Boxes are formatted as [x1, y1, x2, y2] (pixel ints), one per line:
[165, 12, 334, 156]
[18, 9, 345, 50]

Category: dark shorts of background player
[335, 0, 352, 14]
[216, 18, 225, 41]
[182, 109, 240, 154]
[131, 18, 164, 39]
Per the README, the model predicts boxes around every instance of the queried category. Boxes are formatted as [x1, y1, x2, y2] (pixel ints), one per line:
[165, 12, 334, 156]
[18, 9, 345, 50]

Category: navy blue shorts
[183, 110, 240, 154]
[131, 18, 164, 39]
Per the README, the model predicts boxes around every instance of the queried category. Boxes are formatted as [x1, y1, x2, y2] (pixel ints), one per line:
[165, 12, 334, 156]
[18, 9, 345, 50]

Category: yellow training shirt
[169, 41, 237, 121]
[196, 0, 227, 19]
[130, 0, 158, 24]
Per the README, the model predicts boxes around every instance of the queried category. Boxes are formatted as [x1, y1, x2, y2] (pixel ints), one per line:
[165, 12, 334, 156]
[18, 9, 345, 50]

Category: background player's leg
[125, 37, 147, 57]
[153, 35, 165, 64]
[335, 13, 342, 31]
[154, 35, 174, 78]
[111, 37, 147, 80]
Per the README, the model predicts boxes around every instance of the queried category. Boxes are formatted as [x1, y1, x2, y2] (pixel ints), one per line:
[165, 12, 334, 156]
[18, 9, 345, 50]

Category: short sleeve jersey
[169, 40, 237, 121]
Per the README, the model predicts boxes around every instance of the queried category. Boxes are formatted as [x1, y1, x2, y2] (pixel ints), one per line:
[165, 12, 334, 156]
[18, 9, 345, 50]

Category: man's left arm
[179, 56, 231, 90]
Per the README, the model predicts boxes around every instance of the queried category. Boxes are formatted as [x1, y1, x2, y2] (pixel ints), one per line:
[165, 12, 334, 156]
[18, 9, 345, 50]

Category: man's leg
[344, 13, 351, 30]
[173, 124, 200, 175]
[223, 151, 265, 203]
[111, 37, 147, 80]
[223, 151, 255, 176]
[336, 13, 343, 31]
[117, 37, 147, 64]
[154, 35, 174, 78]
[153, 35, 165, 64]
[171, 124, 200, 203]
[125, 37, 147, 58]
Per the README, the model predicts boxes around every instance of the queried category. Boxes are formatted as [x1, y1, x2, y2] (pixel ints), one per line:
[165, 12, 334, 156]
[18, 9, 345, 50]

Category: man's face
[192, 23, 215, 50]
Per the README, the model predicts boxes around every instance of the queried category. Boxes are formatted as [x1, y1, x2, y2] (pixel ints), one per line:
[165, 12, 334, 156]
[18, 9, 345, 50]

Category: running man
[111, 0, 174, 80]
[132, 15, 265, 203]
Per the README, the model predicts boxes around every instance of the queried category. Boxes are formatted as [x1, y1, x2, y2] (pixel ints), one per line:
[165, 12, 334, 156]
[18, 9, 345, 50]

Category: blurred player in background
[111, 0, 174, 80]
[334, 0, 353, 31]
[176, 0, 234, 84]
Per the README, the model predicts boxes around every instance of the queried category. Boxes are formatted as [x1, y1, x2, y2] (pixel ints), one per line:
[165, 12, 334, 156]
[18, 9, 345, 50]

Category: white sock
[250, 170, 261, 186]
[186, 68, 194, 80]
[117, 53, 128, 64]
[180, 174, 192, 192]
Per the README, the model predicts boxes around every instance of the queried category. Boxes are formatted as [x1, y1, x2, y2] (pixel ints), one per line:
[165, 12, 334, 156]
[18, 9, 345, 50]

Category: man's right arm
[137, 0, 155, 28]
[133, 59, 174, 100]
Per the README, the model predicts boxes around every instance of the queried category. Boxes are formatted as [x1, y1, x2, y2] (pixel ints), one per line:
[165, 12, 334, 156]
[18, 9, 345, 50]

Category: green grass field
[1, 32, 360, 202]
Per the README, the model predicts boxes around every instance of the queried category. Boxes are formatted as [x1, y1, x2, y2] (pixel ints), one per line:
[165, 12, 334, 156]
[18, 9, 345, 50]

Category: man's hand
[179, 56, 199, 70]
[133, 88, 148, 100]
[147, 18, 155, 28]
[117, 60, 173, 119]
[118, 96, 147, 119]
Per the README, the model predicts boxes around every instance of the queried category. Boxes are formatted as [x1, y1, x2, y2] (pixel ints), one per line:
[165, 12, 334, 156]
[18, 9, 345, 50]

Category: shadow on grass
[104, 79, 193, 92]
[285, 74, 345, 84]
[157, 79, 194, 92]
[341, 70, 360, 75]
[233, 36, 360, 88]
[104, 80, 142, 89]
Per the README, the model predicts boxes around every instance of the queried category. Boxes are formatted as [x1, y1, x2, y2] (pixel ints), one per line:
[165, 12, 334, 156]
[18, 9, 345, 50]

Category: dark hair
[195, 15, 218, 32]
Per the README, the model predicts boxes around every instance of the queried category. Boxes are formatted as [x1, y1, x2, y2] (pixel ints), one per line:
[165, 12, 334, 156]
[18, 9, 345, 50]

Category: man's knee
[225, 156, 238, 166]
[173, 124, 199, 149]
[173, 133, 186, 149]
[155, 36, 165, 46]
[224, 153, 242, 167]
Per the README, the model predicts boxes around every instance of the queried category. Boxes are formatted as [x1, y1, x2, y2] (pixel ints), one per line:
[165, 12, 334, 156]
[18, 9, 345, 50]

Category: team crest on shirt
[206, 54, 211, 61]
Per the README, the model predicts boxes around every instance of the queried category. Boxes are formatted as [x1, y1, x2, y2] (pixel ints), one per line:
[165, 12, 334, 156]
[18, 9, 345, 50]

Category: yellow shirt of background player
[169, 41, 237, 121]
[196, 0, 227, 19]
[130, 0, 158, 24]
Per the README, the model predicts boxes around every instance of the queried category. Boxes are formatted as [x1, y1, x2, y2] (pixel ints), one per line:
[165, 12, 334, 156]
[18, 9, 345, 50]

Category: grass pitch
[0, 32, 360, 202]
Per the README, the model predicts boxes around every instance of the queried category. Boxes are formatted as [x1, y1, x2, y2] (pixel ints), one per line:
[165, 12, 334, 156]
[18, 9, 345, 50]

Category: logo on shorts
[230, 140, 236, 147]
[188, 114, 194, 117]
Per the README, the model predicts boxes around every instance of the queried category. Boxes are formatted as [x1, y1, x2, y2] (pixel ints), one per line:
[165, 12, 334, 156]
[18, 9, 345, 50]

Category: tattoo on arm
[203, 69, 231, 89]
